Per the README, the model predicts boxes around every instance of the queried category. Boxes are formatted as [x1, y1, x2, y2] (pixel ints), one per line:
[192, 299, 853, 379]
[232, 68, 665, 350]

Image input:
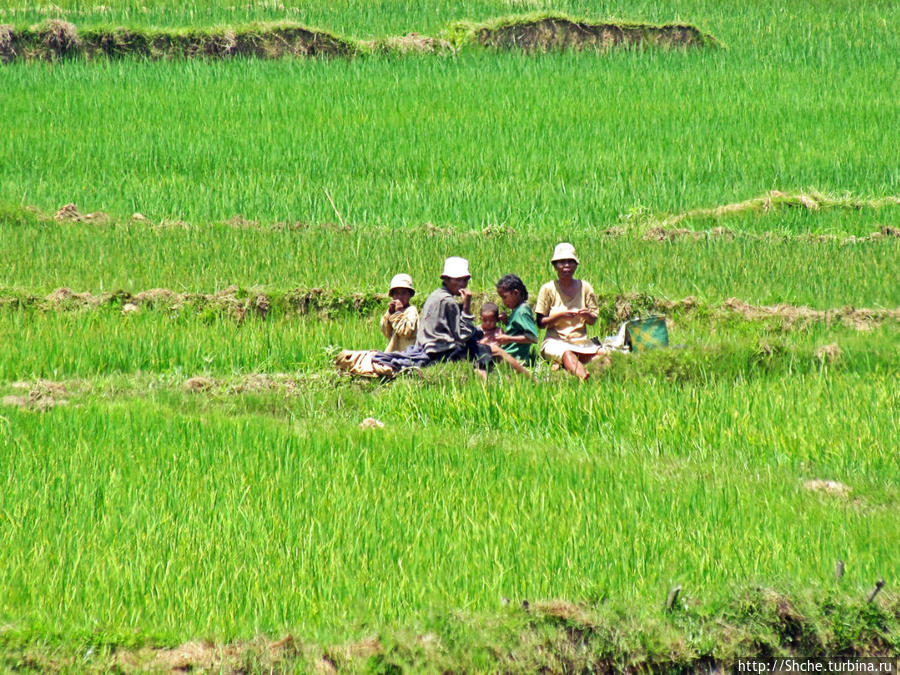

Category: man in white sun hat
[379, 273, 419, 352]
[414, 256, 492, 378]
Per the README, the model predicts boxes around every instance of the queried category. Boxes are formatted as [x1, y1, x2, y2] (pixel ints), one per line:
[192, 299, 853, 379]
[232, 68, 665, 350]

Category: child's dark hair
[480, 301, 500, 318]
[496, 274, 528, 302]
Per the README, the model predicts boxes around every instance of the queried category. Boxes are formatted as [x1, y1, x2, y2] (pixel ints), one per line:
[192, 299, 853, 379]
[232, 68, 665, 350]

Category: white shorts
[540, 338, 602, 363]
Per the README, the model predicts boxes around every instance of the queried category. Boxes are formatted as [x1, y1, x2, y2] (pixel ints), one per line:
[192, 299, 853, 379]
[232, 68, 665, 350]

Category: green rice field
[0, 0, 898, 671]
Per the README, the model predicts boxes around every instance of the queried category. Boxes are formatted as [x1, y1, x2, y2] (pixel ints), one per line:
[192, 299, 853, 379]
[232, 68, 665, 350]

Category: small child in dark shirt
[477, 302, 506, 347]
[478, 300, 532, 377]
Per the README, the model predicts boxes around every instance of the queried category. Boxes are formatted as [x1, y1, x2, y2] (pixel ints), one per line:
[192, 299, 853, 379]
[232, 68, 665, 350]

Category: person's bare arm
[537, 309, 577, 328]
[495, 333, 537, 345]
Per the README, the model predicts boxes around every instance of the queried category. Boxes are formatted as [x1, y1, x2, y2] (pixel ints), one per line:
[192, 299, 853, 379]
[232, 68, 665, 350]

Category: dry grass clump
[2, 379, 68, 412]
[722, 298, 900, 331]
[364, 32, 454, 55]
[53, 203, 108, 224]
[814, 342, 842, 365]
[803, 479, 851, 497]
[37, 19, 79, 57]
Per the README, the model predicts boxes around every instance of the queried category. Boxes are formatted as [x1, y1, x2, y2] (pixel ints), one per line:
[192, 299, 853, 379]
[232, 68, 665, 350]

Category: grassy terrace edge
[0, 12, 718, 62]
[2, 287, 898, 325]
[1, 590, 897, 673]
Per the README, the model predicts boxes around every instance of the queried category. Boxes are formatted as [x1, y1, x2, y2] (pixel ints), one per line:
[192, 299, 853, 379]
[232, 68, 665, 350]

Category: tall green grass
[0, 372, 896, 643]
[2, 223, 898, 307]
[0, 307, 896, 380]
[1, 39, 897, 226]
[0, 0, 897, 657]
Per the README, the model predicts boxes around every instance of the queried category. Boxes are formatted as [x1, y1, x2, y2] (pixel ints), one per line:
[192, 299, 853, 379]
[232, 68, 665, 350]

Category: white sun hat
[441, 256, 471, 278]
[388, 273, 415, 295]
[551, 242, 579, 264]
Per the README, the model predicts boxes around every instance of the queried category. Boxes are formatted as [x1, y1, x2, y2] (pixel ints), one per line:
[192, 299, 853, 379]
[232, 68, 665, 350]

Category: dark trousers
[429, 336, 493, 371]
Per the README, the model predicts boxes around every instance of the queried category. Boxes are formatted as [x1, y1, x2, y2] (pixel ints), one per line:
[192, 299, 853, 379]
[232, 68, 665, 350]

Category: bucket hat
[441, 256, 471, 278]
[551, 242, 579, 264]
[388, 273, 415, 296]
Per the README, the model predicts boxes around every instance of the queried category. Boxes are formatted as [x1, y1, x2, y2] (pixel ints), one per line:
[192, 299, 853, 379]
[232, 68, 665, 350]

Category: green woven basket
[625, 316, 669, 352]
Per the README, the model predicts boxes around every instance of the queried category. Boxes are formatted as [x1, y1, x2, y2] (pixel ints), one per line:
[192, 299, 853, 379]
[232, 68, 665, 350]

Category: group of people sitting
[336, 242, 608, 381]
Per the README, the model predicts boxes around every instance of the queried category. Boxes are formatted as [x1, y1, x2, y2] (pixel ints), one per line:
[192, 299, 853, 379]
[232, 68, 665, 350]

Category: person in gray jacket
[416, 256, 493, 377]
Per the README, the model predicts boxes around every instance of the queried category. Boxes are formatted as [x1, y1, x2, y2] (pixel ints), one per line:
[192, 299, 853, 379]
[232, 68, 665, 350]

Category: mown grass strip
[0, 12, 716, 62]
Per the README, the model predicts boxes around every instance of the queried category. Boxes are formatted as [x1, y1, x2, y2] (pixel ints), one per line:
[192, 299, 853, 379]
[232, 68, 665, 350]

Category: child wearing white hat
[379, 273, 419, 352]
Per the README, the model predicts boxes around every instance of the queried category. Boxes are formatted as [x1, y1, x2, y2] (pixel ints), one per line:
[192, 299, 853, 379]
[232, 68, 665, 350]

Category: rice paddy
[0, 0, 898, 671]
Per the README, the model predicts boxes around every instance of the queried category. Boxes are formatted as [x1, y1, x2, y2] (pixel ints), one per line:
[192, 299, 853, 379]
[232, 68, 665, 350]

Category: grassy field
[1, 0, 899, 671]
[1, 1, 898, 226]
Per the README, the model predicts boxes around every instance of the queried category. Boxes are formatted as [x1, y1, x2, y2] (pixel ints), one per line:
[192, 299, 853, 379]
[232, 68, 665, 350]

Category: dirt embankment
[1, 286, 897, 331]
[472, 16, 713, 51]
[0, 14, 715, 63]
[0, 19, 357, 62]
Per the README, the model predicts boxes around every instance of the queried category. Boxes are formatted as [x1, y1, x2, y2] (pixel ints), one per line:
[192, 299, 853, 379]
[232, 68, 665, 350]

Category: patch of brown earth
[131, 288, 180, 306]
[322, 637, 382, 669]
[536, 600, 598, 627]
[476, 17, 709, 51]
[643, 226, 703, 241]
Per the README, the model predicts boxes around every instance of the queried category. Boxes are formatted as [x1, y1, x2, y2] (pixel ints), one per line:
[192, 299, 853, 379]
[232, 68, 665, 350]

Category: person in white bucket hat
[534, 242, 605, 381]
[413, 256, 492, 380]
[379, 273, 419, 352]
